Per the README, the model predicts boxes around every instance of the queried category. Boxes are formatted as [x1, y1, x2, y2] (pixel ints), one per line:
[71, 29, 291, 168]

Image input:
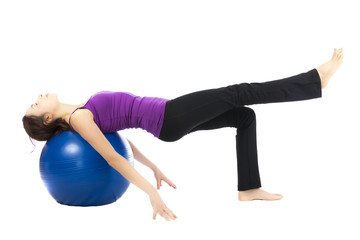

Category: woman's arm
[70, 110, 177, 220]
[127, 139, 177, 190]
[127, 139, 157, 171]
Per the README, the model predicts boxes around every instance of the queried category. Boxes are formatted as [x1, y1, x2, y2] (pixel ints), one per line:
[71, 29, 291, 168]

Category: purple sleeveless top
[69, 91, 170, 138]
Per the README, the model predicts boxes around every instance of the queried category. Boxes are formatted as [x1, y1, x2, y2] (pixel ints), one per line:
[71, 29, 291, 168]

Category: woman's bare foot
[238, 188, 283, 201]
[316, 48, 344, 89]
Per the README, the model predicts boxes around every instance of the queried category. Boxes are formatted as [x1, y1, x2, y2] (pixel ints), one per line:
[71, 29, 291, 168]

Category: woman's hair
[22, 115, 72, 142]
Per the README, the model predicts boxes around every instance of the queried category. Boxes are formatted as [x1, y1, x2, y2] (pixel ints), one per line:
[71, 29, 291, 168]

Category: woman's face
[25, 93, 59, 117]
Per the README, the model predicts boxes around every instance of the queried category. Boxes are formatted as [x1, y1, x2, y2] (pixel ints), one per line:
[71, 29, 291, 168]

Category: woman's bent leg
[188, 107, 261, 191]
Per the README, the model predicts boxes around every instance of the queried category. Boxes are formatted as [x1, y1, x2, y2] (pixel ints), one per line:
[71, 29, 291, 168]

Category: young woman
[23, 48, 344, 221]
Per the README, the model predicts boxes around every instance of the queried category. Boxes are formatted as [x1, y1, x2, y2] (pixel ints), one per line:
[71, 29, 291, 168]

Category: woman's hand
[149, 191, 177, 221]
[153, 166, 177, 190]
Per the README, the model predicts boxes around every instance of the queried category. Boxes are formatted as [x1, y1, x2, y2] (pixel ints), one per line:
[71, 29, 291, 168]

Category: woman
[23, 48, 344, 221]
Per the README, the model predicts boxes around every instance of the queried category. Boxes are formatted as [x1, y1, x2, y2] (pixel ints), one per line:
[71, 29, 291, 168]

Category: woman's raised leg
[159, 48, 344, 142]
[159, 68, 322, 142]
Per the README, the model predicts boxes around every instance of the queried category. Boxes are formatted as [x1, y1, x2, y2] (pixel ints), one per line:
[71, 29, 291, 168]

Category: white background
[1, 0, 359, 239]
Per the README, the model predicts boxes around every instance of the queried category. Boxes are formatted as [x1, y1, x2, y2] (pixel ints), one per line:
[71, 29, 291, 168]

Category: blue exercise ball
[39, 131, 134, 206]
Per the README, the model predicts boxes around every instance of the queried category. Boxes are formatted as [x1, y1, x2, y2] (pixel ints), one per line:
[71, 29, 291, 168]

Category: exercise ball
[39, 131, 134, 206]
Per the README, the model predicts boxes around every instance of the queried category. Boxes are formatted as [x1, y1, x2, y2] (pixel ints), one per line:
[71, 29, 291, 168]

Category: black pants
[158, 69, 322, 191]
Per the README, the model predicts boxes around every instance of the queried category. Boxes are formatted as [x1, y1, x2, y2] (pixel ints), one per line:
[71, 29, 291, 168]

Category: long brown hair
[22, 115, 72, 142]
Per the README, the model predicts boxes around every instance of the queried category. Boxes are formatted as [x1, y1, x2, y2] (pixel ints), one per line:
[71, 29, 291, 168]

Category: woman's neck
[54, 102, 83, 123]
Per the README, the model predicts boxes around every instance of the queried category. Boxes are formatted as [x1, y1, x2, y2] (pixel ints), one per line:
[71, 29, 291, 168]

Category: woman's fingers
[156, 176, 162, 189]
[153, 208, 177, 221]
[164, 177, 176, 189]
[164, 207, 177, 220]
[160, 208, 176, 221]
[150, 191, 176, 221]
[157, 177, 176, 189]
[155, 209, 170, 221]
[154, 168, 176, 189]
[161, 211, 170, 221]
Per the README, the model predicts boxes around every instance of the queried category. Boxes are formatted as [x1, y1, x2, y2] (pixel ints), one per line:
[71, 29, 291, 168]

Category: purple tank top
[69, 91, 170, 138]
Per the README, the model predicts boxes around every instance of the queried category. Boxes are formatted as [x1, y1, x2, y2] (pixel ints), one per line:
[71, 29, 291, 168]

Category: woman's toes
[275, 194, 283, 199]
[332, 49, 337, 58]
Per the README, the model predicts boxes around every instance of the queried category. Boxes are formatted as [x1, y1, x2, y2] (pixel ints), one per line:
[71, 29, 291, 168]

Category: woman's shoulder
[68, 108, 97, 134]
[71, 108, 94, 121]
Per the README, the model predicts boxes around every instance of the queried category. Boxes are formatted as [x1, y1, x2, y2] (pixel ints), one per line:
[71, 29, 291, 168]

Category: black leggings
[158, 69, 322, 191]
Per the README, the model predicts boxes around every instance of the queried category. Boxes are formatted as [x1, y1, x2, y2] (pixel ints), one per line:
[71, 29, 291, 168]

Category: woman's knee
[235, 107, 256, 129]
[244, 107, 256, 120]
